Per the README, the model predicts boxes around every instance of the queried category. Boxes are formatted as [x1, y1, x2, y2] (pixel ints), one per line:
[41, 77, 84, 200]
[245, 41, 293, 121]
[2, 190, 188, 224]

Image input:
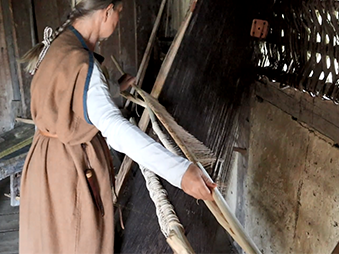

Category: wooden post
[0, 0, 15, 134]
[10, 173, 21, 206]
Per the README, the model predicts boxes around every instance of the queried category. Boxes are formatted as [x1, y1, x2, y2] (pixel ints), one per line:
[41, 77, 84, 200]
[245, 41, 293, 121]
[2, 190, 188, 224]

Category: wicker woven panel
[254, 0, 339, 103]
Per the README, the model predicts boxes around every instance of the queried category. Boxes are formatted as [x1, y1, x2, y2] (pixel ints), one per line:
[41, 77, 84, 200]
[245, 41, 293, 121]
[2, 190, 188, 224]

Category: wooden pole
[115, 0, 198, 199]
[16, 117, 34, 125]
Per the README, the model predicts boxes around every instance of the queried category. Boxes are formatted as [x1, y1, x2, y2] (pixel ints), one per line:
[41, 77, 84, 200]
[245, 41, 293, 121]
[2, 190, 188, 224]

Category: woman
[20, 0, 216, 253]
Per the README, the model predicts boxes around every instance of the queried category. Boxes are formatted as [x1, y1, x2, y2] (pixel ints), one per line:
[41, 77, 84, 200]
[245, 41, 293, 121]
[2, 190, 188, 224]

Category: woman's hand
[181, 163, 217, 201]
[118, 74, 136, 92]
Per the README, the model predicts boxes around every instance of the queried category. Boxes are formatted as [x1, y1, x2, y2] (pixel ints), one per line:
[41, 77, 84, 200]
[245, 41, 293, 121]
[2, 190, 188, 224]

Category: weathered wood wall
[0, 0, 36, 134]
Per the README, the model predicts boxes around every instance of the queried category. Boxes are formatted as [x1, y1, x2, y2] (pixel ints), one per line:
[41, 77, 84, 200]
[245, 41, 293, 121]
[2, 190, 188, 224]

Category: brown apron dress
[19, 27, 114, 254]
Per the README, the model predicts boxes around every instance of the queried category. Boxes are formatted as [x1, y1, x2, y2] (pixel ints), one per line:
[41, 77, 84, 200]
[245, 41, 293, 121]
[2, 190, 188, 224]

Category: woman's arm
[87, 62, 216, 199]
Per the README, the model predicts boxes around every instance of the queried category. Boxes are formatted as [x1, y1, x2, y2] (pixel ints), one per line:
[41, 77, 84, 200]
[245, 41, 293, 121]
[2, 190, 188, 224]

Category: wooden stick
[167, 223, 195, 254]
[200, 163, 261, 254]
[115, 0, 197, 199]
[151, 0, 197, 98]
[124, 0, 168, 108]
[111, 55, 125, 76]
[4, 193, 20, 201]
[120, 91, 146, 108]
[16, 117, 34, 125]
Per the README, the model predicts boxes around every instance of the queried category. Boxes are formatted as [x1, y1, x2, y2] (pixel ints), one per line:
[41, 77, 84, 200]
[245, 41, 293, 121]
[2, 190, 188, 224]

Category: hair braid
[21, 1, 123, 75]
[20, 9, 78, 75]
[53, 10, 78, 40]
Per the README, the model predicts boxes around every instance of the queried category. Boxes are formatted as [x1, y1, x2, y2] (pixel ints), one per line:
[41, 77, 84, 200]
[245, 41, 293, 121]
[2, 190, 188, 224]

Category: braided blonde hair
[21, 0, 122, 75]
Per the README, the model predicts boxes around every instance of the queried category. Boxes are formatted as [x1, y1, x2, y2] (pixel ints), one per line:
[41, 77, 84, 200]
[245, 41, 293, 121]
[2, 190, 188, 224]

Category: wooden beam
[255, 80, 339, 144]
[0, 153, 27, 181]
[0, 123, 34, 160]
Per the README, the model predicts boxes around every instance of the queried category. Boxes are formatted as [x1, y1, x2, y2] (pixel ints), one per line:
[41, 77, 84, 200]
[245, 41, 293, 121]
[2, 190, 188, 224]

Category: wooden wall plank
[33, 0, 59, 42]
[56, 0, 72, 24]
[0, 0, 20, 103]
[118, 0, 137, 76]
[0, 1, 14, 134]
[33, 0, 71, 42]
[99, 24, 121, 81]
[9, 0, 36, 118]
[135, 0, 161, 67]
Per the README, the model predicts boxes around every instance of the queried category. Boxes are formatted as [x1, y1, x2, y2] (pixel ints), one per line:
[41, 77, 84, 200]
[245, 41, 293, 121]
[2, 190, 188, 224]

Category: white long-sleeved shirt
[87, 61, 190, 188]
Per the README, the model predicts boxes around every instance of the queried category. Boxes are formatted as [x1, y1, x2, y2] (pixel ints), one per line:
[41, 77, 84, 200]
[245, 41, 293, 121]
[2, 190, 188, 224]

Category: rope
[30, 26, 54, 75]
[140, 166, 183, 238]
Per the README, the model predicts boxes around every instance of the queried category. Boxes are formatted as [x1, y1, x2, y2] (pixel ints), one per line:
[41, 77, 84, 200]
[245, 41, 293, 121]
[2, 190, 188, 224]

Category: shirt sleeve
[87, 61, 191, 188]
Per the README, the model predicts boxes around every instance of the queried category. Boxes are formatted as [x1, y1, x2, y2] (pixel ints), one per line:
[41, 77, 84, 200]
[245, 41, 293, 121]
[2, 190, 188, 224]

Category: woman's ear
[104, 3, 114, 19]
